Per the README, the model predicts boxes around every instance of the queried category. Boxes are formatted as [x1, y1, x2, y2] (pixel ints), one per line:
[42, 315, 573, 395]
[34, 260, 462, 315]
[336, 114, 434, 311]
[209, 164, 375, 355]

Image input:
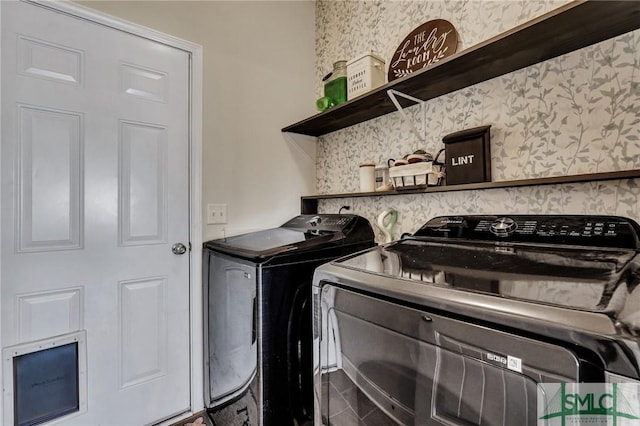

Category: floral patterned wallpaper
[314, 0, 640, 243]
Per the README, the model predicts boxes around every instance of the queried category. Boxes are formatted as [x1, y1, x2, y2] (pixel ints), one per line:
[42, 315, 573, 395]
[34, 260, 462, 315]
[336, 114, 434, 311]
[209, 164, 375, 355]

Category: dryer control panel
[414, 215, 640, 249]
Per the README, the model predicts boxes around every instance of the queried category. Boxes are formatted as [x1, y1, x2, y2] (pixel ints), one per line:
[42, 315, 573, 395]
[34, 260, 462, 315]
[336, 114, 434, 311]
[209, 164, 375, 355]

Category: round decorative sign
[388, 19, 458, 82]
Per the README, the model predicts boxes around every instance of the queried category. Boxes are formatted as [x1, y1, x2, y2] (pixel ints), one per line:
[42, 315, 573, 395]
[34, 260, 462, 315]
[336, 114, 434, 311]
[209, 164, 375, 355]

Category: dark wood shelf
[283, 1, 640, 137]
[301, 170, 640, 214]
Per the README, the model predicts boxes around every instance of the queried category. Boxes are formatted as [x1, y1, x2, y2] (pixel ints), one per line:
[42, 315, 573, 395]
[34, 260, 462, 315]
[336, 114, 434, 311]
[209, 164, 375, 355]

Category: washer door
[205, 253, 257, 406]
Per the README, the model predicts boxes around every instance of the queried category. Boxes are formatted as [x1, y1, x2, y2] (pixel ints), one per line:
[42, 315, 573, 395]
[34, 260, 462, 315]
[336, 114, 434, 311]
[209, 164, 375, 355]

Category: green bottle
[317, 60, 348, 111]
[324, 60, 347, 106]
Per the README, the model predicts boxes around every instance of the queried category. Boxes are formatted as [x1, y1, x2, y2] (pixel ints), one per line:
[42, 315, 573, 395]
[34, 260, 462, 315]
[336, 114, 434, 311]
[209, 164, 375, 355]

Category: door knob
[172, 243, 187, 255]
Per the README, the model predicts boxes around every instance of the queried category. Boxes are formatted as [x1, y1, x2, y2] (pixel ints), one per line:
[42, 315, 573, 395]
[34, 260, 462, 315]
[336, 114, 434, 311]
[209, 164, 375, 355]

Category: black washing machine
[203, 214, 375, 426]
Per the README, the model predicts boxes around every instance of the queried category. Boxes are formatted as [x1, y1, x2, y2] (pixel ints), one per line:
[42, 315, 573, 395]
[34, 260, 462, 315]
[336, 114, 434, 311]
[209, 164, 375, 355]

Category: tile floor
[170, 370, 398, 426]
[322, 370, 397, 426]
[169, 412, 214, 426]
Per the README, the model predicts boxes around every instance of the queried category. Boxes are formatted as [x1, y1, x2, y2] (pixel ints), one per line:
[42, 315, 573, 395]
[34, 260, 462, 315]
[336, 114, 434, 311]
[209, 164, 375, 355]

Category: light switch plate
[207, 203, 227, 224]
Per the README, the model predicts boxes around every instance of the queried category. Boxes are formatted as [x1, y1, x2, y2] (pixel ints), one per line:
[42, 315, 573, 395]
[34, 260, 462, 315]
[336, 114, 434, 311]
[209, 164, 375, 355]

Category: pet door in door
[3, 330, 87, 426]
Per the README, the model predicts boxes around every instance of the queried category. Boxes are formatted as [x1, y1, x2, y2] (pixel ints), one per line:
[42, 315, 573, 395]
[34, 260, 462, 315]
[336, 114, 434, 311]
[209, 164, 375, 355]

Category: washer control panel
[489, 217, 518, 237]
[414, 215, 640, 248]
[282, 214, 356, 232]
[306, 215, 352, 228]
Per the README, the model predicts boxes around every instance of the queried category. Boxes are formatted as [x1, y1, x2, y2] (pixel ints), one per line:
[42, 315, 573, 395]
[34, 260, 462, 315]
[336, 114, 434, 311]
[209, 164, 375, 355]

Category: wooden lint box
[442, 125, 492, 185]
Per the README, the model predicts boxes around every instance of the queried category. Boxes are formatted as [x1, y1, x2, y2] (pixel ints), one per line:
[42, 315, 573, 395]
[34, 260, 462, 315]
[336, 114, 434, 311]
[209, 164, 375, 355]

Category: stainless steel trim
[257, 264, 264, 426]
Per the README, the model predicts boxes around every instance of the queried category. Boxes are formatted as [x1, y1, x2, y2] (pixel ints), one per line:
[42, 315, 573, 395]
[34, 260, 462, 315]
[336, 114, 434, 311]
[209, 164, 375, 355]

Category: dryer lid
[334, 215, 640, 313]
[338, 239, 637, 312]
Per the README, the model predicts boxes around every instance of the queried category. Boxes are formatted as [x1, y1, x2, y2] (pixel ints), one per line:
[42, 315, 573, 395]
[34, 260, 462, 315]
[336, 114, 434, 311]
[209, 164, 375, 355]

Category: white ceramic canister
[359, 163, 376, 192]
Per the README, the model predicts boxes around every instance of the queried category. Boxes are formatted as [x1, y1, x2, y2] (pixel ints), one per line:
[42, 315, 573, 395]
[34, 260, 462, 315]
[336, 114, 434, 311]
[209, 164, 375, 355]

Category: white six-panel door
[1, 1, 192, 424]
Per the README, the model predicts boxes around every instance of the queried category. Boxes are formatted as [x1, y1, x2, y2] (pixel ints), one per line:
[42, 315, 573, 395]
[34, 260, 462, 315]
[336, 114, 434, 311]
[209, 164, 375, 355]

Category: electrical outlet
[207, 203, 227, 224]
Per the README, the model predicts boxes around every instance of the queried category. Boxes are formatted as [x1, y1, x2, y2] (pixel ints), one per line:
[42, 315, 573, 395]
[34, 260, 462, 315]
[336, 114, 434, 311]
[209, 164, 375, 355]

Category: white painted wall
[78, 1, 318, 241]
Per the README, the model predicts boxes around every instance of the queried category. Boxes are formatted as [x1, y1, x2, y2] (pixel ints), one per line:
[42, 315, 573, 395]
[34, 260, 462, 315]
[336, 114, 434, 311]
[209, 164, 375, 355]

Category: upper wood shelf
[282, 1, 640, 137]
